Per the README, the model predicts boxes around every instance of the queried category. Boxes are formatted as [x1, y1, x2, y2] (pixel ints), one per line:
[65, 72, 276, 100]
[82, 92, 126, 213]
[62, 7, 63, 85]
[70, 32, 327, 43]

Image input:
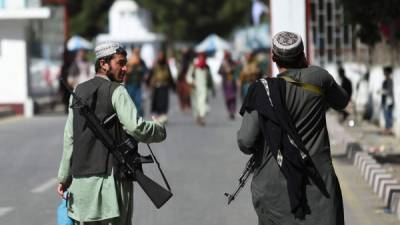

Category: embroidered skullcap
[95, 42, 124, 59]
[272, 31, 304, 59]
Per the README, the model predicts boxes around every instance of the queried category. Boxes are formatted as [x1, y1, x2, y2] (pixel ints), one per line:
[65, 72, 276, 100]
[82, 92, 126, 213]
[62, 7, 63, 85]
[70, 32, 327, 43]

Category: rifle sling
[280, 76, 324, 96]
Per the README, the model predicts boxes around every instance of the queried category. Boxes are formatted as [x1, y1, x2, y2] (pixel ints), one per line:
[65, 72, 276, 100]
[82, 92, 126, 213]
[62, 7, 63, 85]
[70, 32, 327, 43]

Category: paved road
[0, 93, 398, 225]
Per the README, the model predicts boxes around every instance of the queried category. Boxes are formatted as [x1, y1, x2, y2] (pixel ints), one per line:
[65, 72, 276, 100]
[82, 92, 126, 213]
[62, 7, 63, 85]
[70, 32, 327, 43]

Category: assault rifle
[61, 79, 172, 208]
[224, 155, 256, 204]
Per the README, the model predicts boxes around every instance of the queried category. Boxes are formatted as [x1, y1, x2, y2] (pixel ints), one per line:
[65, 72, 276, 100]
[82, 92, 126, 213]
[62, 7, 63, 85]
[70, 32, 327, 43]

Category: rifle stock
[134, 170, 173, 208]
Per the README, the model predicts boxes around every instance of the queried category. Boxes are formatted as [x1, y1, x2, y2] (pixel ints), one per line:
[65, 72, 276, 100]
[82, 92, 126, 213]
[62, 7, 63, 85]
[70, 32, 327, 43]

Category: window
[343, 25, 350, 45]
[327, 3, 332, 21]
[328, 49, 333, 61]
[0, 0, 4, 8]
[319, 0, 324, 10]
[312, 26, 317, 44]
[311, 3, 316, 21]
[319, 15, 324, 33]
[327, 26, 333, 44]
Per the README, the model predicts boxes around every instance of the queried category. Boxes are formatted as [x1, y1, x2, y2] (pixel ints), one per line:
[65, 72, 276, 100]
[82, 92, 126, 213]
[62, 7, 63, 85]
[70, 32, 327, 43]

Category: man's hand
[57, 183, 69, 199]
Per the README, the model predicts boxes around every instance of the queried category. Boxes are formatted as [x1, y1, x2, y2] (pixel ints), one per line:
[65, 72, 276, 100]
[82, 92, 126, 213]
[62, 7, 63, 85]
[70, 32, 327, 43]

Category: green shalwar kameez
[57, 75, 166, 225]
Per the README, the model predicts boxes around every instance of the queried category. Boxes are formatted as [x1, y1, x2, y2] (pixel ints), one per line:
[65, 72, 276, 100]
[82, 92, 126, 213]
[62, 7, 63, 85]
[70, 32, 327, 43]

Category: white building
[270, 0, 307, 76]
[96, 0, 164, 67]
[0, 0, 50, 117]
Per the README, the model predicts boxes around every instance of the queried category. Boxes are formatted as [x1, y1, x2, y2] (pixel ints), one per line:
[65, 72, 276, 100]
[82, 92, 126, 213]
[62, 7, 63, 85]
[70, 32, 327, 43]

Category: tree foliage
[340, 0, 400, 47]
[67, 0, 114, 40]
[135, 0, 252, 42]
[65, 0, 252, 42]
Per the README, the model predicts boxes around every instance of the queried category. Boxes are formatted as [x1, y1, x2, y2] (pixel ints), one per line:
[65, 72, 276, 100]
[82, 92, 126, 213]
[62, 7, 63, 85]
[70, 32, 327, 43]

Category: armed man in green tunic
[56, 42, 167, 225]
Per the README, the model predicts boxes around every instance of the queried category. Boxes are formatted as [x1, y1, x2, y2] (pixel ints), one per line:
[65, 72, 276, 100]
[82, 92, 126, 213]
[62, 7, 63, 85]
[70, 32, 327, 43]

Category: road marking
[0, 207, 14, 217]
[31, 178, 58, 193]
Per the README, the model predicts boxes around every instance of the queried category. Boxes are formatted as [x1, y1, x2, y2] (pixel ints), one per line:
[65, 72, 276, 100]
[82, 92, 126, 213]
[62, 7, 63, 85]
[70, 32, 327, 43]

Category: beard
[106, 65, 125, 83]
[106, 65, 117, 82]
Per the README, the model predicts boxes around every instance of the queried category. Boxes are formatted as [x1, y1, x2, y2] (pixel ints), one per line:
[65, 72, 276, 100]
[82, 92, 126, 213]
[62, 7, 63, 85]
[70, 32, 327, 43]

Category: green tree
[340, 0, 400, 48]
[67, 0, 114, 40]
[135, 0, 252, 42]
[339, 0, 381, 48]
[65, 0, 252, 42]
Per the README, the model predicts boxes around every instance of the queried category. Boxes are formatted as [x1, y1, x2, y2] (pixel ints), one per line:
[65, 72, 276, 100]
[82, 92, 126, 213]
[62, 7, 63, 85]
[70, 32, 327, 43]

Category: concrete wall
[4, 0, 24, 9]
[0, 20, 31, 116]
[270, 0, 306, 76]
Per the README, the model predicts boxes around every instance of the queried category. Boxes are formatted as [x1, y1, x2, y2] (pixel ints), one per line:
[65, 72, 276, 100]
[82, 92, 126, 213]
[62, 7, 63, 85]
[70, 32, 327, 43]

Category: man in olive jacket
[237, 31, 349, 225]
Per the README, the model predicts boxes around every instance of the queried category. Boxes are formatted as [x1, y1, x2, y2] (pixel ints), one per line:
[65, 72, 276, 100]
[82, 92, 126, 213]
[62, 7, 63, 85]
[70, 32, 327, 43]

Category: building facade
[96, 0, 164, 68]
[0, 0, 50, 116]
[309, 0, 359, 65]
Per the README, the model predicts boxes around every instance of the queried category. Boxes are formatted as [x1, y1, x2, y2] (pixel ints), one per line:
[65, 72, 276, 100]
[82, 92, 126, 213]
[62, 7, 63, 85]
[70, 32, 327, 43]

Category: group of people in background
[59, 46, 267, 127]
[59, 46, 395, 134]
[337, 65, 395, 136]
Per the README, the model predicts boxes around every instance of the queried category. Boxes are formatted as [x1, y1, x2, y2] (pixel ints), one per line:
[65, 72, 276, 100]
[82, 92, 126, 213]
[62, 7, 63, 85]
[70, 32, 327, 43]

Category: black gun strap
[146, 144, 171, 191]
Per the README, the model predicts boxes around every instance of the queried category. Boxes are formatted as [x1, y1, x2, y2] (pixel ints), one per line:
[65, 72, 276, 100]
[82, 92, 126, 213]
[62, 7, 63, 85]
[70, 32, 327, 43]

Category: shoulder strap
[280, 76, 324, 96]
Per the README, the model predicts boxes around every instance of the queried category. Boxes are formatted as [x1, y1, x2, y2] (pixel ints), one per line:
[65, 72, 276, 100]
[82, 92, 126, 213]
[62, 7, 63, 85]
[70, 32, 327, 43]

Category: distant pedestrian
[176, 48, 193, 113]
[356, 71, 372, 121]
[56, 42, 166, 225]
[148, 51, 175, 124]
[67, 49, 92, 89]
[186, 52, 215, 126]
[237, 31, 348, 225]
[238, 52, 262, 99]
[125, 47, 147, 116]
[59, 47, 74, 114]
[338, 67, 352, 122]
[218, 50, 237, 119]
[380, 66, 394, 135]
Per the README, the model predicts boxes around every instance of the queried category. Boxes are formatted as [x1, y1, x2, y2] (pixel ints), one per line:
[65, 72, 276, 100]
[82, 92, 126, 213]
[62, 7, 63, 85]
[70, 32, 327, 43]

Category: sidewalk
[337, 114, 400, 181]
[328, 113, 400, 224]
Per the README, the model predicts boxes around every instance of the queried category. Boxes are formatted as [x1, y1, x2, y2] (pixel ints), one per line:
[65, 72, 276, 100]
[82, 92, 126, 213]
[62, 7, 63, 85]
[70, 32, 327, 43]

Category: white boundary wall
[0, 20, 29, 111]
[270, 0, 307, 76]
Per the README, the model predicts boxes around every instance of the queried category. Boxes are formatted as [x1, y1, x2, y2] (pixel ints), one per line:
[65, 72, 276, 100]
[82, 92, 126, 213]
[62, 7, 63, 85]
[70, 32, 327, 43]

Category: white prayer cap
[94, 42, 124, 59]
[272, 31, 304, 59]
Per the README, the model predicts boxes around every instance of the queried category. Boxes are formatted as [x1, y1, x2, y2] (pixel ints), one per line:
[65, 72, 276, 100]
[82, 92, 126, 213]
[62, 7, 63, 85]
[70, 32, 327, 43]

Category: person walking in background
[218, 50, 238, 120]
[356, 71, 372, 121]
[67, 49, 92, 89]
[186, 52, 215, 126]
[148, 51, 175, 124]
[338, 66, 352, 122]
[238, 52, 262, 99]
[125, 47, 147, 116]
[380, 66, 394, 135]
[57, 42, 166, 225]
[176, 48, 194, 113]
[59, 47, 75, 114]
[237, 31, 348, 225]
